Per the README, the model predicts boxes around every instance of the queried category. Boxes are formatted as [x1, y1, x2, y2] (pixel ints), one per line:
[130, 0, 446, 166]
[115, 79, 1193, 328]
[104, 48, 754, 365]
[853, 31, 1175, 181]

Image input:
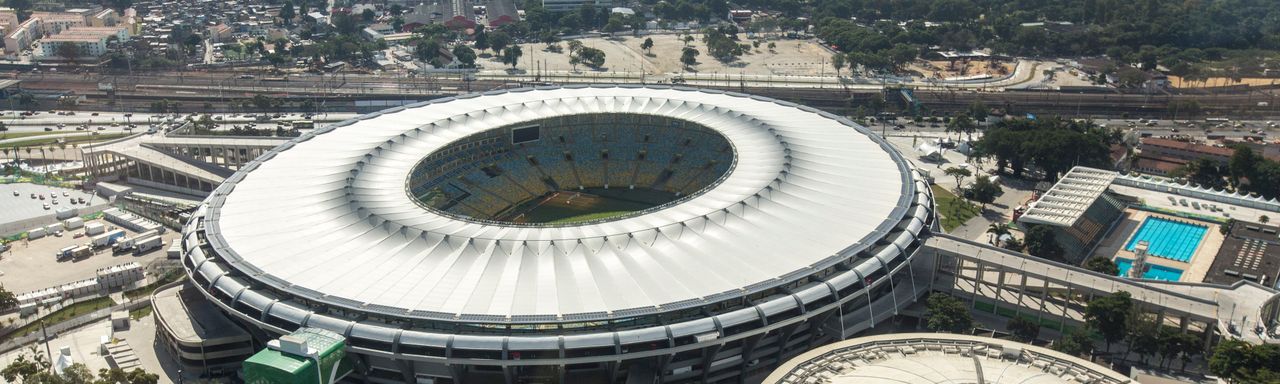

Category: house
[206, 23, 233, 42]
[486, 0, 519, 27]
[1132, 137, 1235, 175]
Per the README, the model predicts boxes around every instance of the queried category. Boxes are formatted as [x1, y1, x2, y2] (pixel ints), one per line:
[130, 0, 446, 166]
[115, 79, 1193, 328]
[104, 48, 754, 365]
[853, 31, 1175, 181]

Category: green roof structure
[243, 328, 353, 384]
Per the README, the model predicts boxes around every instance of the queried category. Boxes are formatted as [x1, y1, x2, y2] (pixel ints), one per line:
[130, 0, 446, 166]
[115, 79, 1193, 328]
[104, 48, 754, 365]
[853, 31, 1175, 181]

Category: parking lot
[0, 216, 180, 294]
[0, 183, 107, 236]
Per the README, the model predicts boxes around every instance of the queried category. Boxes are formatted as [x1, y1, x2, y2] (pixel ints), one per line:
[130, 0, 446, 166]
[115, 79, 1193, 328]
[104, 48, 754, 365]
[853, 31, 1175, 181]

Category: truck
[90, 229, 126, 248]
[28, 227, 46, 239]
[84, 222, 105, 236]
[112, 237, 135, 253]
[71, 245, 92, 259]
[56, 245, 76, 260]
[167, 241, 182, 259]
[134, 236, 163, 254]
[63, 217, 84, 229]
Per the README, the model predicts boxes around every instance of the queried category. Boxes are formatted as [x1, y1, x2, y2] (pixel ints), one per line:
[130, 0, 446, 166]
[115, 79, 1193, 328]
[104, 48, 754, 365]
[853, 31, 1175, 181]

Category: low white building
[35, 26, 130, 60]
[4, 18, 41, 54]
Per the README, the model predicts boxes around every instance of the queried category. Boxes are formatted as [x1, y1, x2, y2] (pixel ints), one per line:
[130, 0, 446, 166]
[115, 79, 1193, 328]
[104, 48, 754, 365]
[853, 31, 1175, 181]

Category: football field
[500, 189, 665, 224]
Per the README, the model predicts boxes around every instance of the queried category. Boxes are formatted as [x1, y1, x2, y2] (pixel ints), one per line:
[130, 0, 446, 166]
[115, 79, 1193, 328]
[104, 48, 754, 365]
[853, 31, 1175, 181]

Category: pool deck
[1091, 209, 1225, 283]
[1110, 183, 1275, 223]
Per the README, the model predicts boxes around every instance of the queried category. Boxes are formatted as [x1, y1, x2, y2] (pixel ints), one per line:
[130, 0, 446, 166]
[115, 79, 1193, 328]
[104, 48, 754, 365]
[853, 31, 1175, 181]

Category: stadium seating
[406, 114, 734, 220]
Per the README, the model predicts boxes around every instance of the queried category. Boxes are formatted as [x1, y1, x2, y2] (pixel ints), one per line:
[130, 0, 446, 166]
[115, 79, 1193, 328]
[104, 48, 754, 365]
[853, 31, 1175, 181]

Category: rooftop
[1206, 221, 1280, 287]
[206, 86, 915, 319]
[1019, 166, 1118, 227]
[152, 282, 251, 343]
[765, 333, 1132, 384]
[1141, 137, 1236, 158]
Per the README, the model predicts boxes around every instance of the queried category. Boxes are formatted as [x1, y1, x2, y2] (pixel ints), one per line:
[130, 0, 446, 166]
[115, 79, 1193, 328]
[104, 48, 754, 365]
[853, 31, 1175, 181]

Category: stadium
[179, 86, 935, 383]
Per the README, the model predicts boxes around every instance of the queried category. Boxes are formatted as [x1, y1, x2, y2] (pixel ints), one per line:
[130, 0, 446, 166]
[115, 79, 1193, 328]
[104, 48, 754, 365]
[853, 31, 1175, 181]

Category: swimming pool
[1124, 216, 1207, 262]
[1115, 258, 1185, 281]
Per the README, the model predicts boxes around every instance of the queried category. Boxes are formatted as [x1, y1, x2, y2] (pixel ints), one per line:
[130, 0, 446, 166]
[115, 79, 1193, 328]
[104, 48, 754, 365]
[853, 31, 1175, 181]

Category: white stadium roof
[205, 86, 915, 320]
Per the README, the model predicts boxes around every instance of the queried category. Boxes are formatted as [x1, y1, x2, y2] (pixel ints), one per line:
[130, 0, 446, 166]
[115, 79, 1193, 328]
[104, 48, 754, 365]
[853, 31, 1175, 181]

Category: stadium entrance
[407, 113, 736, 225]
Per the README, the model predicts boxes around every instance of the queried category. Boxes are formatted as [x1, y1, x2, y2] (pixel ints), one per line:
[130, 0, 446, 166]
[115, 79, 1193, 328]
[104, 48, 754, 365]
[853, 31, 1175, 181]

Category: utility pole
[40, 320, 53, 369]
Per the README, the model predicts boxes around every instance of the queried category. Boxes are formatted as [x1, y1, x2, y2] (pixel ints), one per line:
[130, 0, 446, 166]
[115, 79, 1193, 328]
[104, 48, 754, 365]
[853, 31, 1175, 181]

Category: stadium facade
[180, 86, 936, 383]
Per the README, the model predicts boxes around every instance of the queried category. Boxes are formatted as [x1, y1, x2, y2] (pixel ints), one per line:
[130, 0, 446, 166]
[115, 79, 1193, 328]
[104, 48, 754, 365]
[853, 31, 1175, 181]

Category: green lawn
[0, 131, 69, 140]
[2, 296, 115, 342]
[129, 303, 153, 320]
[6, 133, 129, 148]
[932, 184, 980, 232]
[123, 272, 184, 301]
[546, 211, 634, 224]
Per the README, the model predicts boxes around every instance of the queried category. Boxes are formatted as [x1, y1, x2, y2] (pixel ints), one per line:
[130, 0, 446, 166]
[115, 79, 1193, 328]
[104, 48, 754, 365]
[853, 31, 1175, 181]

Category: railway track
[16, 74, 1280, 119]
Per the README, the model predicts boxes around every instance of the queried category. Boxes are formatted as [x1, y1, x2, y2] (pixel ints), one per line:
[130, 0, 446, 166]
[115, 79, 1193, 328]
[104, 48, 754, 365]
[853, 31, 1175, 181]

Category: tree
[683, 35, 694, 46]
[502, 45, 523, 69]
[251, 94, 279, 112]
[56, 43, 82, 64]
[1052, 328, 1094, 357]
[0, 282, 16, 311]
[1084, 257, 1119, 275]
[975, 118, 1113, 180]
[1209, 339, 1255, 380]
[573, 47, 605, 68]
[680, 47, 699, 70]
[0, 353, 45, 383]
[473, 29, 489, 52]
[1173, 158, 1227, 189]
[16, 92, 36, 111]
[1229, 146, 1258, 187]
[331, 13, 359, 35]
[831, 53, 845, 77]
[1174, 332, 1203, 371]
[703, 29, 744, 61]
[1262, 215, 1271, 224]
[361, 8, 376, 23]
[415, 38, 443, 65]
[968, 175, 1001, 209]
[947, 113, 977, 140]
[925, 293, 973, 333]
[1007, 316, 1040, 342]
[1084, 291, 1132, 353]
[640, 37, 654, 54]
[1023, 224, 1063, 261]
[943, 167, 971, 193]
[986, 223, 1010, 246]
[487, 31, 512, 54]
[968, 101, 989, 122]
[603, 14, 626, 34]
[95, 367, 159, 384]
[452, 44, 476, 68]
[278, 0, 296, 25]
[62, 363, 94, 384]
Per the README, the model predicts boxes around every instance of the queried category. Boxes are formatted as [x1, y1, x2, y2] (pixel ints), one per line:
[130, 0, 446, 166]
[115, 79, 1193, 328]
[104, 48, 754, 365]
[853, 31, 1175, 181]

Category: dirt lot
[906, 60, 1015, 79]
[0, 218, 179, 294]
[496, 34, 835, 76]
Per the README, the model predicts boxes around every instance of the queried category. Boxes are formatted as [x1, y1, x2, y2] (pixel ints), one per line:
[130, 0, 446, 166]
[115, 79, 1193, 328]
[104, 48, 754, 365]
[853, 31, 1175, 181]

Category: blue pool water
[1124, 217, 1207, 262]
[1114, 258, 1185, 281]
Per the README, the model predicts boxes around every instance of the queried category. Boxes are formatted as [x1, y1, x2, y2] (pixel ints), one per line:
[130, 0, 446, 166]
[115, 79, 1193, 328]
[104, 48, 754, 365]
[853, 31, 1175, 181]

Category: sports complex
[169, 86, 1280, 384]
[178, 86, 936, 383]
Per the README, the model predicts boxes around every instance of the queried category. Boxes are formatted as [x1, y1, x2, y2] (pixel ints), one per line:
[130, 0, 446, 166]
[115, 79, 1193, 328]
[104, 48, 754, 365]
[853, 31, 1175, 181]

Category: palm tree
[38, 147, 47, 175]
[986, 223, 1011, 246]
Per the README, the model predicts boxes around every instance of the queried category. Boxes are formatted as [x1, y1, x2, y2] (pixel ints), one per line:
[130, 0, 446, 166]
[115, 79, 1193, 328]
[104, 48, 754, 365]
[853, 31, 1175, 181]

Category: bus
[292, 120, 315, 130]
[1206, 117, 1230, 123]
[262, 76, 289, 82]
